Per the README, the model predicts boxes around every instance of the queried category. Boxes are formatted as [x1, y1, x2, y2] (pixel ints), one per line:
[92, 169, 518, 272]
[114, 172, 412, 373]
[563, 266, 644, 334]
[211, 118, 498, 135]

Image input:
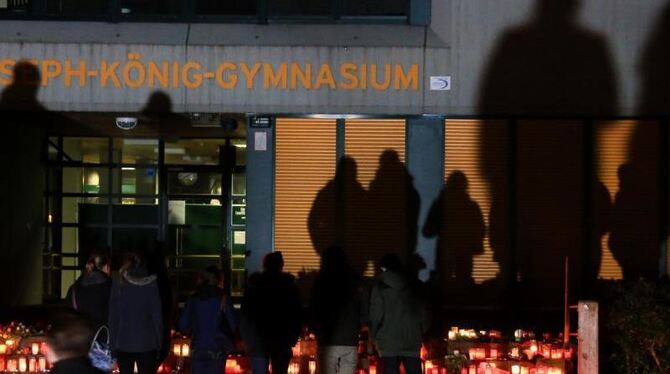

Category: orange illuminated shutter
[275, 118, 337, 275]
[443, 120, 505, 285]
[344, 119, 407, 276]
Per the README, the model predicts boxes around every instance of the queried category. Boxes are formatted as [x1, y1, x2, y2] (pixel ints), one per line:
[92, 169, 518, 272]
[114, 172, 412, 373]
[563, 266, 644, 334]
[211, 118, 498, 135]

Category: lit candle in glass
[468, 365, 476, 374]
[28, 357, 36, 372]
[489, 348, 498, 359]
[7, 358, 16, 372]
[476, 348, 486, 360]
[18, 356, 27, 372]
[31, 343, 39, 356]
[511, 365, 520, 374]
[0, 344, 6, 354]
[511, 347, 519, 358]
[181, 344, 190, 357]
[370, 365, 377, 374]
[520, 367, 529, 374]
[0, 357, 5, 371]
[172, 343, 181, 357]
[38, 357, 46, 371]
[468, 348, 476, 360]
[309, 360, 317, 374]
[6, 339, 14, 347]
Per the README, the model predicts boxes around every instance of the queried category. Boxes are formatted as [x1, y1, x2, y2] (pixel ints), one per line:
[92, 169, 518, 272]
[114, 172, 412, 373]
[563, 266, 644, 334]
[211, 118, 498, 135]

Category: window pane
[112, 228, 158, 253]
[63, 197, 108, 224]
[120, 0, 181, 15]
[113, 204, 159, 225]
[232, 139, 247, 166]
[113, 138, 159, 165]
[1, 0, 31, 14]
[63, 167, 110, 194]
[195, 0, 256, 15]
[63, 138, 109, 163]
[344, 0, 407, 16]
[168, 171, 222, 196]
[269, 0, 330, 16]
[232, 172, 246, 196]
[165, 139, 226, 165]
[47, 0, 109, 15]
[118, 166, 159, 202]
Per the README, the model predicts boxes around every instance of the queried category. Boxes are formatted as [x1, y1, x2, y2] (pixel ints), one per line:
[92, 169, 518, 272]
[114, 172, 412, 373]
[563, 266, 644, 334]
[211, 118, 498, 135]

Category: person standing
[369, 254, 429, 374]
[178, 267, 237, 374]
[45, 311, 105, 374]
[310, 246, 367, 374]
[109, 251, 163, 374]
[65, 251, 112, 331]
[241, 252, 302, 374]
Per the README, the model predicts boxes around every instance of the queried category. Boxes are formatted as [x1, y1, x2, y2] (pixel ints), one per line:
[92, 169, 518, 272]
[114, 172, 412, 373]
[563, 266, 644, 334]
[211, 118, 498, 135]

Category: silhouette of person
[366, 150, 420, 269]
[309, 246, 367, 374]
[240, 252, 302, 374]
[477, 0, 619, 302]
[423, 171, 485, 296]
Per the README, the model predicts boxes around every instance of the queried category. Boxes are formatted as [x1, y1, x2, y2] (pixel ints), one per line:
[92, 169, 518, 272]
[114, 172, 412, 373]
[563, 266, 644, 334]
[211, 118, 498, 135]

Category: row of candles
[0, 341, 50, 373]
[463, 344, 572, 361]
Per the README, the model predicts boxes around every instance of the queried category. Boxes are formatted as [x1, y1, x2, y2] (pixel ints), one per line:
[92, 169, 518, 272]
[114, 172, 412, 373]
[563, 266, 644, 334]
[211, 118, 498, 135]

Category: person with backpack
[369, 253, 430, 374]
[65, 251, 112, 331]
[178, 266, 237, 374]
[108, 251, 163, 374]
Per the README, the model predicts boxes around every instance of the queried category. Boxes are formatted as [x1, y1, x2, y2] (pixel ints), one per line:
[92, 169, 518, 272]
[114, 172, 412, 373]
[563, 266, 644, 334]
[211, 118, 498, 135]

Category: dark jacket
[309, 271, 367, 347]
[49, 357, 106, 374]
[240, 271, 302, 356]
[178, 285, 237, 353]
[65, 270, 112, 331]
[109, 268, 163, 353]
[369, 271, 429, 357]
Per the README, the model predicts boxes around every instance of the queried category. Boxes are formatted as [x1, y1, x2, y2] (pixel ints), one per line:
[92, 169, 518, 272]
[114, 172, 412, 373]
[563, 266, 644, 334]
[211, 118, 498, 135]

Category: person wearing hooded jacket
[65, 252, 112, 331]
[369, 254, 430, 374]
[178, 266, 237, 374]
[109, 251, 163, 374]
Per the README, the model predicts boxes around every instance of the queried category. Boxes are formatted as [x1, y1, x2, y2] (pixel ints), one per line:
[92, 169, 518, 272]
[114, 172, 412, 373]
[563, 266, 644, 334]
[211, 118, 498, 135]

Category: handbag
[89, 326, 115, 373]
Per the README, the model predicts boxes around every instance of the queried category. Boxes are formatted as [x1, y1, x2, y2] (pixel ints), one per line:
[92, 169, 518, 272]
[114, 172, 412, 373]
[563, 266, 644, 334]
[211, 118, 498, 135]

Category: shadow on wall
[0, 62, 55, 306]
[308, 150, 421, 278]
[608, 0, 670, 282]
[476, 0, 619, 306]
[422, 171, 486, 304]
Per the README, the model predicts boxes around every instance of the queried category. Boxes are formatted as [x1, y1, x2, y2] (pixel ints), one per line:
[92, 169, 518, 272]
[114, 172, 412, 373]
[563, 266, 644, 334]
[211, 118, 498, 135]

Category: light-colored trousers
[319, 345, 358, 374]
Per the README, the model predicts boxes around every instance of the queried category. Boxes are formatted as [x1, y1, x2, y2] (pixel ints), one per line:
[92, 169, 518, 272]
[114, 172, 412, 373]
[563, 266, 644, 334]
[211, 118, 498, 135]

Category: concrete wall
[1, 0, 666, 115]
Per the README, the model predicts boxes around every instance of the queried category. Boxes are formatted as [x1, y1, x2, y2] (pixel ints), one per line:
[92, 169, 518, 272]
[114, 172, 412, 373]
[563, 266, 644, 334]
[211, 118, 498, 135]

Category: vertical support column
[578, 301, 599, 374]
[246, 117, 275, 274]
[406, 117, 444, 280]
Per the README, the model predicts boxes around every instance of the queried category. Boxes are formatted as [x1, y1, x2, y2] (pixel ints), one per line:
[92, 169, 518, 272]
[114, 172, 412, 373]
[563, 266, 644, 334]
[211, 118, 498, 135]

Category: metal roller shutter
[275, 118, 337, 275]
[344, 119, 408, 276]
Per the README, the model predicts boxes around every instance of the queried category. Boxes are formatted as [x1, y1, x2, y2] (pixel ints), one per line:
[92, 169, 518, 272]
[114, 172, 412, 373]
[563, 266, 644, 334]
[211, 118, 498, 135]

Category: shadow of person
[609, 165, 660, 280]
[308, 157, 352, 268]
[0, 62, 56, 305]
[140, 90, 191, 142]
[477, 0, 619, 305]
[366, 150, 421, 273]
[610, 1, 670, 282]
[423, 171, 485, 302]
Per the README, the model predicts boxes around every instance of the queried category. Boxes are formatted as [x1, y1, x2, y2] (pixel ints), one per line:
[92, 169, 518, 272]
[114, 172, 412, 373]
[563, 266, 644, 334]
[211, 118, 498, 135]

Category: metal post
[578, 301, 598, 374]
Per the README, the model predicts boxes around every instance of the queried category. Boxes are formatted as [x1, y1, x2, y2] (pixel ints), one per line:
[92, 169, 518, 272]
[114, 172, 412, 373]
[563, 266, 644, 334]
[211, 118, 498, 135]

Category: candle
[521, 367, 529, 374]
[489, 348, 498, 359]
[476, 348, 486, 360]
[7, 358, 16, 372]
[511, 365, 520, 374]
[370, 365, 377, 374]
[181, 344, 190, 357]
[0, 357, 5, 371]
[31, 343, 39, 356]
[425, 360, 433, 374]
[309, 360, 316, 374]
[19, 356, 27, 372]
[172, 343, 181, 357]
[0, 344, 6, 354]
[448, 330, 456, 340]
[6, 339, 14, 347]
[550, 349, 563, 359]
[511, 347, 519, 358]
[38, 357, 46, 371]
[541, 344, 551, 358]
[468, 365, 476, 374]
[28, 357, 35, 372]
[468, 348, 476, 360]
